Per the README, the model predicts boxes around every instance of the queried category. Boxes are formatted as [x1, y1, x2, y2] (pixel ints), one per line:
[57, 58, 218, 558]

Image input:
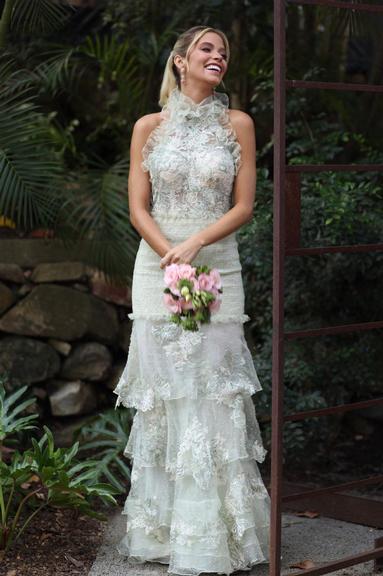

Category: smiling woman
[112, 25, 271, 576]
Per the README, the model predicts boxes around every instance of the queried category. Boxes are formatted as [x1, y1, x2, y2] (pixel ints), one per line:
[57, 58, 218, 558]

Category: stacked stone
[0, 239, 133, 444]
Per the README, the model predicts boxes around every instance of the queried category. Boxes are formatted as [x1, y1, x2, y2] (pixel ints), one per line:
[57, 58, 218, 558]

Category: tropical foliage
[0, 380, 119, 557]
[238, 70, 383, 462]
[74, 406, 135, 492]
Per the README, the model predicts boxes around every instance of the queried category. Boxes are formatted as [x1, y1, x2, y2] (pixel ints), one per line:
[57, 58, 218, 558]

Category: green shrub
[239, 79, 383, 464]
[74, 407, 135, 492]
[0, 380, 119, 557]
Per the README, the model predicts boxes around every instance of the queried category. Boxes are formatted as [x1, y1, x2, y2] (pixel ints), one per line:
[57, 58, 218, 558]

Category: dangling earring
[180, 66, 186, 84]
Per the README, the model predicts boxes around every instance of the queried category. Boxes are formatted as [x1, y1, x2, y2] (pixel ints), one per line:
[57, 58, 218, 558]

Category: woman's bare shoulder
[134, 112, 163, 134]
[228, 108, 255, 129]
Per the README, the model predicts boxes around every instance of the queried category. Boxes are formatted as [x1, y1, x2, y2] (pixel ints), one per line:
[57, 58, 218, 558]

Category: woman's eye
[201, 47, 227, 60]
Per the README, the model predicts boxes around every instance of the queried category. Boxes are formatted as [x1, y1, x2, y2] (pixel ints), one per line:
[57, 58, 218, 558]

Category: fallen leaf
[295, 510, 320, 518]
[290, 559, 316, 569]
[64, 553, 84, 567]
[29, 474, 40, 482]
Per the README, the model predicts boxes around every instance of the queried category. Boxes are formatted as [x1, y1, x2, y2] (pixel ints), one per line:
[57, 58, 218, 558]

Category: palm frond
[56, 157, 139, 284]
[0, 81, 64, 230]
[83, 35, 133, 79]
[11, 0, 74, 36]
[23, 35, 142, 108]
[34, 44, 83, 96]
[0, 54, 40, 94]
[80, 33, 144, 123]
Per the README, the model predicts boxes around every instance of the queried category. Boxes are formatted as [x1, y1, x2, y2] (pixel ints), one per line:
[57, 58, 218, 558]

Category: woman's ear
[173, 54, 183, 73]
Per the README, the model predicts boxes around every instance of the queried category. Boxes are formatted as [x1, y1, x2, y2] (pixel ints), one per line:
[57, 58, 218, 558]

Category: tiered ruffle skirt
[113, 214, 271, 575]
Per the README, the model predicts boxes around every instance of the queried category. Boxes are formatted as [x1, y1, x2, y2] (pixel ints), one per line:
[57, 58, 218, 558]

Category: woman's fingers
[159, 242, 199, 269]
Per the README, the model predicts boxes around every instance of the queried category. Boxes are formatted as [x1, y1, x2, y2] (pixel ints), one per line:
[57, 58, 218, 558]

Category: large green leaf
[11, 0, 74, 36]
[74, 407, 135, 492]
[0, 381, 39, 442]
[0, 73, 65, 230]
[56, 156, 139, 284]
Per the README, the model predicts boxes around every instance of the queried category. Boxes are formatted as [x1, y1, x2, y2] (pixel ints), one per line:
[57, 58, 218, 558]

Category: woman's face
[179, 31, 228, 88]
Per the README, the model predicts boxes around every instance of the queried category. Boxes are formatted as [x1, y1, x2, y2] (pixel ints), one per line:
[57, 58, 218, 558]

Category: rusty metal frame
[271, 1, 383, 574]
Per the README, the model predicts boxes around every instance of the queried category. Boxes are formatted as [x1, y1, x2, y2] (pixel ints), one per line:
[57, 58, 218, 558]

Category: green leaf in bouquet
[192, 293, 202, 308]
[200, 290, 215, 306]
[195, 265, 211, 275]
[181, 317, 198, 331]
[178, 278, 193, 291]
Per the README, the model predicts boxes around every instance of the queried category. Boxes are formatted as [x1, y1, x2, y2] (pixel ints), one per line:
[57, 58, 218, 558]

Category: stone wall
[0, 240, 132, 441]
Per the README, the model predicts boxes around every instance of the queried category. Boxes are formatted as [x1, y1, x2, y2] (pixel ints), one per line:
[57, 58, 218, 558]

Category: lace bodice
[141, 87, 242, 220]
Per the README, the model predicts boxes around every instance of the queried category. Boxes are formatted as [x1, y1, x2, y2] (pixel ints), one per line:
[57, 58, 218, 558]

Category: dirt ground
[0, 498, 121, 576]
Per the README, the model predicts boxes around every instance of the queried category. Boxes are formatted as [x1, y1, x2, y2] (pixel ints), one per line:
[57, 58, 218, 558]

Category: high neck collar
[163, 87, 229, 123]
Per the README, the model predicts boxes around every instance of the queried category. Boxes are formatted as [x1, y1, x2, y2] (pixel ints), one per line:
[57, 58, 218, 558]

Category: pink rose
[209, 295, 221, 313]
[163, 292, 182, 314]
[197, 272, 214, 292]
[192, 277, 200, 291]
[164, 263, 181, 295]
[180, 298, 194, 311]
[177, 263, 196, 281]
[209, 268, 222, 290]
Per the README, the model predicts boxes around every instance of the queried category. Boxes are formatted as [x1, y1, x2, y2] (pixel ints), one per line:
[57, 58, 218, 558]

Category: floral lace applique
[126, 404, 168, 467]
[114, 334, 264, 420]
[170, 515, 226, 549]
[175, 415, 213, 489]
[249, 438, 268, 463]
[206, 349, 258, 400]
[229, 395, 246, 429]
[114, 373, 157, 412]
[126, 496, 159, 535]
[151, 322, 207, 370]
[141, 87, 242, 220]
[223, 472, 269, 542]
[124, 496, 170, 544]
[151, 322, 180, 344]
[122, 468, 269, 566]
[211, 431, 231, 471]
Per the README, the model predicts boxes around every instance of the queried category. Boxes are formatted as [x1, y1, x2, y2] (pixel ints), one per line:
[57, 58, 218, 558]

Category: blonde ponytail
[158, 26, 230, 108]
[158, 50, 178, 108]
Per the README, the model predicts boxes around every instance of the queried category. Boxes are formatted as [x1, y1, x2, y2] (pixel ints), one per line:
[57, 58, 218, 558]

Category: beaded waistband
[151, 211, 223, 222]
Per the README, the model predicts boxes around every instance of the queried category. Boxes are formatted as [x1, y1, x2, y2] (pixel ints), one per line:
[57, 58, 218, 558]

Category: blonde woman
[113, 25, 271, 575]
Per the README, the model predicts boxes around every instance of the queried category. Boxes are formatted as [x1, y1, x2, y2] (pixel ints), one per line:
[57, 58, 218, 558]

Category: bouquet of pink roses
[163, 263, 223, 331]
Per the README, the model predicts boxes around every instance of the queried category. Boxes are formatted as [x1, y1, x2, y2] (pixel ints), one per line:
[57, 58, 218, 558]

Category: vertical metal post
[271, 1, 286, 574]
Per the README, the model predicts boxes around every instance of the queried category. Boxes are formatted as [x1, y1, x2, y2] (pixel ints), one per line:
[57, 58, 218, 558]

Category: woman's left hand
[159, 236, 203, 269]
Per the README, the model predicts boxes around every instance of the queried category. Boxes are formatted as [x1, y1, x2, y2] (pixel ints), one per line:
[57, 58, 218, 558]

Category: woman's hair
[158, 26, 230, 108]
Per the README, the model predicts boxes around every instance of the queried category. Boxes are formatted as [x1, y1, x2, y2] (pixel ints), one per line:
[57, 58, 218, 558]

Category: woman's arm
[159, 110, 256, 269]
[129, 114, 173, 258]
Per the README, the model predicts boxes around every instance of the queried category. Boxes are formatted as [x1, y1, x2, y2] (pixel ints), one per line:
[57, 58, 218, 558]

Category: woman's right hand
[159, 235, 203, 269]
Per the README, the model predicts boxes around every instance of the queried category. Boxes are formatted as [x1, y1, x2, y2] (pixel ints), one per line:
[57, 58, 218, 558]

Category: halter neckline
[163, 87, 229, 122]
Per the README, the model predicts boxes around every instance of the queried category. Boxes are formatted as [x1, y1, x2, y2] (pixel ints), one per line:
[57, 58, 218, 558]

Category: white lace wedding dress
[113, 86, 271, 575]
